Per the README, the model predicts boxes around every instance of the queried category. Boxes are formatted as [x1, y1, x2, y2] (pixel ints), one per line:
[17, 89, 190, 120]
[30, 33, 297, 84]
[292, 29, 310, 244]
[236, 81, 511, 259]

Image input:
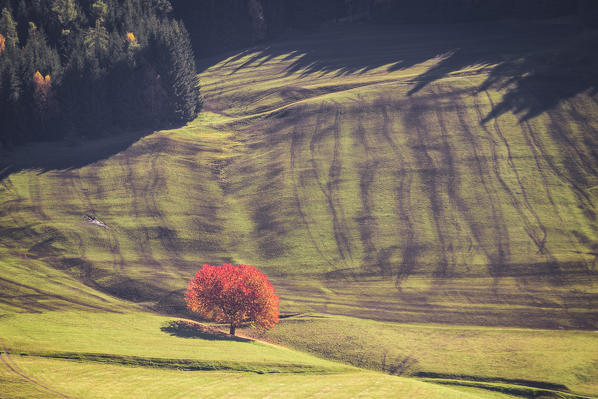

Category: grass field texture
[0, 311, 525, 399]
[1, 356, 522, 399]
[1, 19, 598, 398]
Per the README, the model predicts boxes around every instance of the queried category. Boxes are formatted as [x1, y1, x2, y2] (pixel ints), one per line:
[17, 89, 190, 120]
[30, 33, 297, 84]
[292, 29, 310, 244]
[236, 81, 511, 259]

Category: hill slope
[1, 20, 598, 328]
[2, 18, 598, 398]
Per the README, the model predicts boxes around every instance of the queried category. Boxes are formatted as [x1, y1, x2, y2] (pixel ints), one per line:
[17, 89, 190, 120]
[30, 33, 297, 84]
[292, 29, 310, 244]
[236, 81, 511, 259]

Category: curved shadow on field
[161, 320, 251, 342]
[0, 127, 168, 181]
[415, 372, 570, 393]
[0, 276, 121, 314]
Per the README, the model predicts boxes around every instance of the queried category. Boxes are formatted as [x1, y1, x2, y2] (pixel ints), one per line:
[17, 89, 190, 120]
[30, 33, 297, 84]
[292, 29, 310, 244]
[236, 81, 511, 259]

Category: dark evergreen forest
[0, 0, 200, 147]
[1, 0, 596, 148]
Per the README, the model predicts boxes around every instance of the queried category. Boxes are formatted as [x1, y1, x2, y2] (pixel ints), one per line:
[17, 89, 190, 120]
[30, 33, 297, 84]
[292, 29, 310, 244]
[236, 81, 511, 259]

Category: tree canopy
[185, 264, 280, 336]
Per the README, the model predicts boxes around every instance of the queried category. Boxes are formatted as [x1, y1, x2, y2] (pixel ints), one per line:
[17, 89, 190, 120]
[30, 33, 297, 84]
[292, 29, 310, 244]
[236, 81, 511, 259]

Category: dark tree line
[0, 0, 201, 147]
[173, 0, 597, 56]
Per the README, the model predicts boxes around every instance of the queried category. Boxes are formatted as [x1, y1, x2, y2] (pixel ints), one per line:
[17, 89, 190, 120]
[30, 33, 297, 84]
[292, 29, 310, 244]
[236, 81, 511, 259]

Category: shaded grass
[0, 249, 135, 314]
[274, 275, 598, 330]
[160, 319, 251, 341]
[13, 351, 330, 374]
[423, 378, 596, 399]
[241, 313, 598, 396]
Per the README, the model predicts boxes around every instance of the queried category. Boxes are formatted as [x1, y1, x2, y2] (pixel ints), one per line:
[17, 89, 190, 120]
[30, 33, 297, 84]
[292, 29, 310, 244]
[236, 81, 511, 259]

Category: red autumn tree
[185, 264, 279, 336]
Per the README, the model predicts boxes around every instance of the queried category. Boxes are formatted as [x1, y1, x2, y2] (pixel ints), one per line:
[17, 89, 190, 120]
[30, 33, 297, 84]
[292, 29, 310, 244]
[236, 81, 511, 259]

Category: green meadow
[1, 20, 598, 398]
[0, 311, 524, 398]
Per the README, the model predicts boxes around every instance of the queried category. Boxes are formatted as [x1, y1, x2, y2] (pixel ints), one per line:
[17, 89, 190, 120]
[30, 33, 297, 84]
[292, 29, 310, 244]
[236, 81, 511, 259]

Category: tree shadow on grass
[401, 22, 598, 123]
[199, 19, 597, 125]
[161, 320, 251, 342]
[479, 31, 598, 123]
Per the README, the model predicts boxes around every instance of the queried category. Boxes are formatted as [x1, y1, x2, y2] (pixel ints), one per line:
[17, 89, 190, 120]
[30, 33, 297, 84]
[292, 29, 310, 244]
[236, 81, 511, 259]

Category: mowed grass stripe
[9, 351, 331, 374]
[1, 355, 520, 399]
[422, 378, 596, 399]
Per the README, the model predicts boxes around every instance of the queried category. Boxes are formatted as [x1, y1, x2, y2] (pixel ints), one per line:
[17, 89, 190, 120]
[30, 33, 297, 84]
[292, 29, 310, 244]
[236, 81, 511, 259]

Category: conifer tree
[0, 8, 18, 48]
[23, 22, 61, 81]
[148, 17, 201, 123]
[84, 17, 109, 58]
[51, 0, 81, 36]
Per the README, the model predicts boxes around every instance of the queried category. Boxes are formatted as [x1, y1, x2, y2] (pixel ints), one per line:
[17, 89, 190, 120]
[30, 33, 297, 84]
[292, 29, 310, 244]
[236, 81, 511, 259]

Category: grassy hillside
[3, 311, 517, 398]
[3, 19, 596, 327]
[0, 311, 594, 398]
[201, 22, 598, 281]
[1, 18, 598, 398]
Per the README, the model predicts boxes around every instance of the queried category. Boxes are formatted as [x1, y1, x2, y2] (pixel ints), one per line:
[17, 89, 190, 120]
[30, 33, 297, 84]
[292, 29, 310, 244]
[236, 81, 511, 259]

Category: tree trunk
[229, 324, 236, 336]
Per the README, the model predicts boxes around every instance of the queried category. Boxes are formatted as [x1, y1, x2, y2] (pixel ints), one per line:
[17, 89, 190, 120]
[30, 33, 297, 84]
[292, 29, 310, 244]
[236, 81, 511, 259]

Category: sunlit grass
[0, 355, 518, 399]
[0, 311, 346, 373]
[0, 310, 524, 399]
